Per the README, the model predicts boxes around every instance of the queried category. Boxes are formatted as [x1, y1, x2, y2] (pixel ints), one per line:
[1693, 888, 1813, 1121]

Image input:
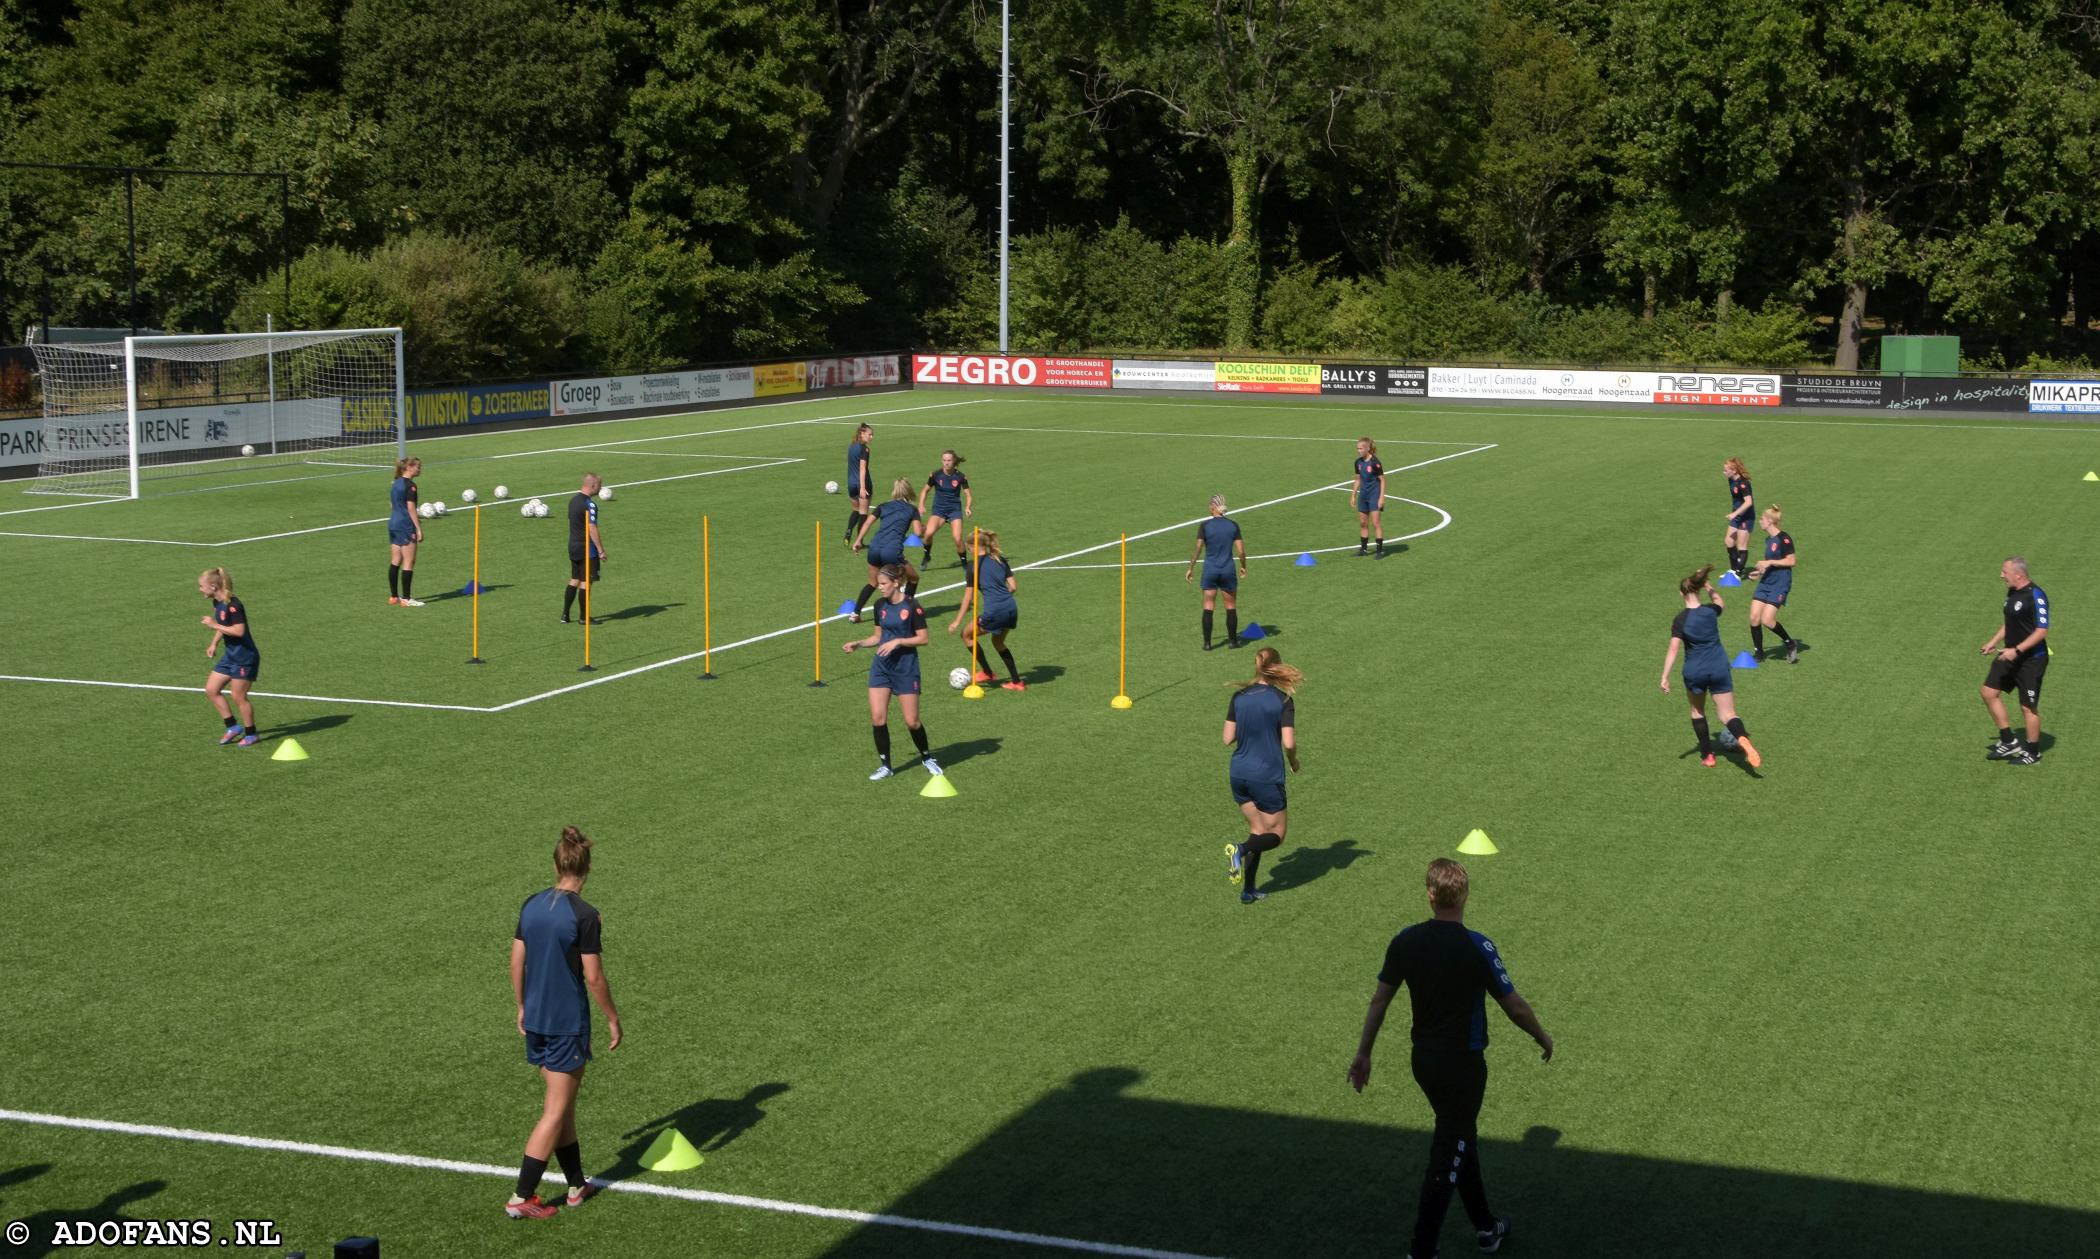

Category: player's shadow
[428, 582, 514, 603]
[1133, 677, 1191, 702]
[1258, 839, 1372, 895]
[10, 1179, 166, 1259]
[938, 737, 1001, 769]
[265, 714, 351, 742]
[1023, 663, 1066, 687]
[596, 602, 686, 622]
[600, 1083, 792, 1183]
[0, 1161, 52, 1196]
[817, 1068, 2100, 1258]
[1676, 745, 1765, 778]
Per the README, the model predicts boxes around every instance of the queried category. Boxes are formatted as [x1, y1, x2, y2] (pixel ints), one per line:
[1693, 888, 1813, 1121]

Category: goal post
[27, 327, 405, 499]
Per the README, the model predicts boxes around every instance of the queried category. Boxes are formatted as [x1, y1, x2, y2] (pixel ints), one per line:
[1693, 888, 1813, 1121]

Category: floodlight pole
[998, 0, 1011, 354]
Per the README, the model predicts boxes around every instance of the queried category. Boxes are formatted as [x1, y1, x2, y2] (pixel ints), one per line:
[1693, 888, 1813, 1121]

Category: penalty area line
[0, 1108, 1220, 1259]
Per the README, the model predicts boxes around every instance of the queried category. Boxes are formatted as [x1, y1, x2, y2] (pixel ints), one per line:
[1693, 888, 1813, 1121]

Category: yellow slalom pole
[1111, 533, 1132, 708]
[810, 520, 826, 687]
[579, 535, 596, 673]
[698, 514, 716, 680]
[963, 525, 985, 699]
[466, 505, 485, 665]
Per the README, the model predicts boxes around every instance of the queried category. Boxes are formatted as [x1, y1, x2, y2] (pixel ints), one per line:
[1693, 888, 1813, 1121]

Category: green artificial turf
[2, 390, 2096, 1258]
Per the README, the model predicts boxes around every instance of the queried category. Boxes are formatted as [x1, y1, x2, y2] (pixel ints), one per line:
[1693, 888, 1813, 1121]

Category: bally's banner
[911, 354, 1112, 388]
[1321, 364, 1427, 397]
[2029, 380, 2100, 413]
[552, 367, 756, 417]
[1215, 361, 1320, 394]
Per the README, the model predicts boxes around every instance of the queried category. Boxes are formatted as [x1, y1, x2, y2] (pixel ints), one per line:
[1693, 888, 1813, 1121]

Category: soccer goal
[26, 328, 405, 499]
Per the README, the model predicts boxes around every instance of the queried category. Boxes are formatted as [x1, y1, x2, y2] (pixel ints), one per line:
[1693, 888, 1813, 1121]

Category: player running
[918, 450, 974, 568]
[843, 562, 943, 780]
[198, 567, 260, 747]
[1185, 494, 1248, 650]
[948, 528, 1024, 690]
[506, 826, 622, 1220]
[1660, 564, 1760, 769]
[1222, 646, 1303, 905]
[851, 478, 922, 619]
[843, 424, 874, 545]
[1746, 505, 1799, 663]
[1353, 438, 1387, 557]
[1723, 458, 1754, 578]
[388, 456, 425, 606]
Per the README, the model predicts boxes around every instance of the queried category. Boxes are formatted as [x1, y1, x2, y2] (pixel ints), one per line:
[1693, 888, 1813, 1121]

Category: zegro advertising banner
[910, 355, 1112, 388]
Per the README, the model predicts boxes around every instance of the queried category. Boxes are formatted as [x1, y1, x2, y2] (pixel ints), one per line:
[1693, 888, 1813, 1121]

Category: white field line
[1030, 496, 1453, 570]
[0, 458, 805, 549]
[0, 495, 130, 518]
[0, 675, 491, 713]
[483, 444, 1495, 711]
[0, 1108, 1218, 1259]
[489, 397, 993, 459]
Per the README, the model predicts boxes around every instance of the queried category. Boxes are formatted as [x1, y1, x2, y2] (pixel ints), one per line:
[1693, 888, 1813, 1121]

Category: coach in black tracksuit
[1349, 858, 1554, 1259]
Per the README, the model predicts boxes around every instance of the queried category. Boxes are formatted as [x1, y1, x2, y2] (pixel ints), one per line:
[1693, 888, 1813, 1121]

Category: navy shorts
[848, 467, 867, 496]
[1201, 570, 1238, 594]
[212, 656, 259, 683]
[1729, 511, 1753, 532]
[570, 554, 602, 583]
[1684, 669, 1733, 697]
[388, 519, 417, 546]
[931, 500, 962, 521]
[1355, 487, 1380, 513]
[869, 653, 922, 695]
[977, 609, 1018, 634]
[1753, 576, 1791, 607]
[1984, 653, 2047, 709]
[525, 1030, 592, 1074]
[1231, 777, 1287, 814]
[868, 546, 904, 568]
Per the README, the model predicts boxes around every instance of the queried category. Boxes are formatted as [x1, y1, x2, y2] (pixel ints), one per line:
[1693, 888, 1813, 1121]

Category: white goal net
[27, 328, 404, 498]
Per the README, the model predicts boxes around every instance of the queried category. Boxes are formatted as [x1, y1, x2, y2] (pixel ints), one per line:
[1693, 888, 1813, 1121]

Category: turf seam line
[0, 1108, 1221, 1259]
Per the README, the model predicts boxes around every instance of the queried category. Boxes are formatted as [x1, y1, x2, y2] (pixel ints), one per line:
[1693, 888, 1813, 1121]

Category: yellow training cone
[639, 1128, 704, 1172]
[921, 772, 958, 798]
[271, 738, 309, 763]
[1110, 694, 1133, 709]
[2084, 470, 2099, 481]
[1457, 828, 1499, 856]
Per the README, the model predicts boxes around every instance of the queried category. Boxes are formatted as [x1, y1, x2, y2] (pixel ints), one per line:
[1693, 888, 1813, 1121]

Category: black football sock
[388, 564, 400, 598]
[1999, 726, 2014, 744]
[1726, 717, 1748, 739]
[905, 581, 918, 600]
[872, 724, 891, 765]
[908, 723, 931, 756]
[996, 646, 1020, 681]
[223, 715, 237, 730]
[1202, 610, 1214, 647]
[853, 584, 875, 615]
[553, 1141, 584, 1189]
[1242, 833, 1282, 889]
[563, 585, 578, 617]
[1358, 533, 1368, 551]
[1226, 609, 1239, 642]
[401, 569, 414, 600]
[1751, 626, 1765, 654]
[1692, 717, 1711, 755]
[844, 510, 859, 540]
[1375, 535, 1385, 552]
[515, 1155, 548, 1200]
[1772, 620, 1794, 644]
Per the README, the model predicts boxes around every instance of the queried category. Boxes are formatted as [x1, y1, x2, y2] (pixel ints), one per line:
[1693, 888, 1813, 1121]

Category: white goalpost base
[27, 328, 405, 499]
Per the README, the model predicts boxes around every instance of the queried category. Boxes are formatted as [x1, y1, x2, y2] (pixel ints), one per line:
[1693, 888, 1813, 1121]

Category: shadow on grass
[1021, 663, 1066, 687]
[263, 714, 352, 742]
[595, 602, 687, 622]
[11, 1179, 166, 1259]
[818, 1068, 2098, 1259]
[1132, 677, 1191, 703]
[937, 737, 1001, 769]
[1259, 839, 1372, 895]
[0, 1162, 52, 1195]
[598, 1084, 792, 1184]
[428, 582, 515, 603]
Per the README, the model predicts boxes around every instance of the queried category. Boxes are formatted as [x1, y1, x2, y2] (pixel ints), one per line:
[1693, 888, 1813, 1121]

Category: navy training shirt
[2004, 583, 2050, 659]
[1226, 682, 1294, 784]
[515, 887, 602, 1036]
[1728, 474, 1753, 519]
[1672, 604, 1728, 677]
[1355, 456, 1383, 491]
[390, 476, 418, 523]
[1378, 919, 1518, 1052]
[213, 598, 257, 662]
[978, 555, 1018, 618]
[847, 441, 869, 484]
[870, 498, 920, 551]
[1763, 531, 1794, 565]
[1197, 516, 1242, 574]
[876, 598, 927, 655]
[927, 469, 969, 512]
[568, 493, 601, 560]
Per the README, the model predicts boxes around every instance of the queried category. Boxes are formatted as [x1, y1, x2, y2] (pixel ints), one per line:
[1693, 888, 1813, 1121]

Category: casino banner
[1321, 364, 1427, 397]
[2029, 379, 2100, 413]
[1215, 360, 1320, 394]
[1781, 374, 1885, 409]
[402, 381, 550, 431]
[910, 354, 1111, 388]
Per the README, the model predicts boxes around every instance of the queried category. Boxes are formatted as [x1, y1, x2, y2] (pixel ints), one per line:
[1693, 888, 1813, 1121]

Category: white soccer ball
[534, 500, 551, 518]
[949, 667, 972, 690]
[494, 485, 510, 499]
[521, 501, 535, 518]
[240, 444, 256, 457]
[417, 502, 435, 519]
[598, 486, 614, 502]
[434, 501, 449, 517]
[460, 489, 477, 503]
[825, 480, 840, 495]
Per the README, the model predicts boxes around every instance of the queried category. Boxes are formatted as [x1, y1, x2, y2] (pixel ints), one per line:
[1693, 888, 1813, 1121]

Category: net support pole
[265, 312, 278, 456]
[963, 526, 986, 699]
[698, 514, 715, 680]
[466, 506, 485, 664]
[1111, 533, 1132, 709]
[123, 336, 140, 501]
[393, 329, 407, 459]
[809, 520, 826, 687]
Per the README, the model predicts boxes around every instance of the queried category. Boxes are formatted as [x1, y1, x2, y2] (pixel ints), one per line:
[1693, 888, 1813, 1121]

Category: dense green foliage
[5, 0, 2100, 373]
